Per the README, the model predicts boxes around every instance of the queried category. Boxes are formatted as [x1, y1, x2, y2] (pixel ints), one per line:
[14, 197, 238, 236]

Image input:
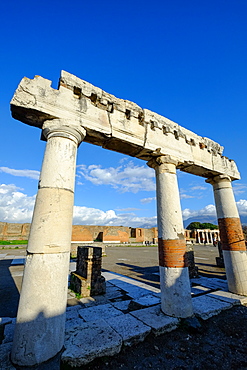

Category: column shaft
[208, 176, 247, 295]
[11, 120, 86, 366]
[149, 156, 193, 318]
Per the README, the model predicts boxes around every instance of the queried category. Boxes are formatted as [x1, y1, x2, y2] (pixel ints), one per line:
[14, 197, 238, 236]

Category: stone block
[62, 320, 122, 367]
[208, 290, 247, 305]
[192, 294, 233, 320]
[3, 322, 15, 344]
[0, 343, 16, 370]
[130, 305, 179, 336]
[78, 303, 123, 322]
[105, 313, 151, 346]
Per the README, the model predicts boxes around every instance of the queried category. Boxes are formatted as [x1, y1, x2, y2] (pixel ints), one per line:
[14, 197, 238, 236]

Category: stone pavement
[1, 251, 247, 368]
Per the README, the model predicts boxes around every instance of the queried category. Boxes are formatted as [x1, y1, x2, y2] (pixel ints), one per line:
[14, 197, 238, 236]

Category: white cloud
[0, 167, 40, 180]
[233, 183, 247, 195]
[236, 199, 247, 216]
[115, 207, 140, 212]
[180, 194, 194, 199]
[182, 204, 216, 220]
[0, 183, 158, 228]
[73, 206, 157, 227]
[0, 184, 36, 223]
[191, 186, 207, 191]
[77, 161, 155, 193]
[140, 197, 156, 204]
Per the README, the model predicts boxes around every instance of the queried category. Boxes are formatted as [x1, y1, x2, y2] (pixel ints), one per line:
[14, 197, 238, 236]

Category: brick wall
[0, 222, 158, 243]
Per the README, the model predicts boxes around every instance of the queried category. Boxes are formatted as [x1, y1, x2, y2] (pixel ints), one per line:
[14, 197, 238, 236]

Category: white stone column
[207, 175, 247, 295]
[11, 119, 86, 366]
[148, 156, 193, 318]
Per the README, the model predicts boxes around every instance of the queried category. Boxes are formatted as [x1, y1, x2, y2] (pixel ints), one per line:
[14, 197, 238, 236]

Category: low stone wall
[0, 222, 30, 240]
[0, 222, 158, 243]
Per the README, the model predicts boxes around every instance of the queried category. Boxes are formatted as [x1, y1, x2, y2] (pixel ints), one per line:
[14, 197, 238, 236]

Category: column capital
[42, 119, 86, 145]
[206, 174, 232, 186]
[147, 155, 179, 173]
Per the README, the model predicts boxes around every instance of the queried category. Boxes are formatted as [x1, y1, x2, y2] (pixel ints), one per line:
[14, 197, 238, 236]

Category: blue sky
[1, 0, 247, 227]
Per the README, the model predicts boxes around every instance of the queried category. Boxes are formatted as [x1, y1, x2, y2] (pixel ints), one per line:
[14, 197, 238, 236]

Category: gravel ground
[61, 305, 247, 370]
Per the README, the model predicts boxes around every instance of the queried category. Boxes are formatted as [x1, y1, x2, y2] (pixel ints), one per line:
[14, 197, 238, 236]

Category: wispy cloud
[190, 186, 207, 191]
[0, 167, 40, 180]
[180, 194, 194, 199]
[233, 183, 247, 195]
[77, 161, 155, 193]
[140, 197, 156, 204]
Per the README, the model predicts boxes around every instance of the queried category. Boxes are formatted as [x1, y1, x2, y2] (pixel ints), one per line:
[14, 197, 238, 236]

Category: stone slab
[191, 285, 211, 296]
[79, 297, 96, 306]
[11, 258, 25, 265]
[131, 294, 161, 308]
[65, 318, 86, 336]
[69, 261, 76, 271]
[62, 319, 122, 367]
[3, 255, 15, 260]
[0, 254, 7, 259]
[192, 294, 233, 320]
[191, 277, 228, 291]
[66, 305, 81, 320]
[208, 290, 247, 305]
[105, 286, 126, 299]
[0, 317, 13, 325]
[0, 342, 16, 370]
[111, 300, 132, 312]
[2, 322, 15, 344]
[79, 303, 124, 321]
[105, 313, 151, 346]
[130, 305, 179, 336]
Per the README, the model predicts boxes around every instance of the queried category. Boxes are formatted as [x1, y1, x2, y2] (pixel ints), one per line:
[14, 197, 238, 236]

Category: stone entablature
[11, 71, 239, 180]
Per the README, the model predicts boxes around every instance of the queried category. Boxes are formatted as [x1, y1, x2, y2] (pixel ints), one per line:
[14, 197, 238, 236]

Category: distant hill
[184, 214, 247, 228]
[183, 215, 218, 229]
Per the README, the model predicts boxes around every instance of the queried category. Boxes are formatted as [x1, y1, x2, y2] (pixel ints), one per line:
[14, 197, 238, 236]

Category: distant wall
[0, 222, 157, 243]
[0, 222, 30, 240]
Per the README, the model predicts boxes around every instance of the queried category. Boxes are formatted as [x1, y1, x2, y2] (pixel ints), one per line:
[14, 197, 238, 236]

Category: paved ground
[1, 244, 247, 369]
[0, 243, 223, 317]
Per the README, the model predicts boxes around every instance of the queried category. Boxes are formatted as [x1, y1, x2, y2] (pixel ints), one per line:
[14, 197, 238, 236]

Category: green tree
[201, 223, 218, 230]
[186, 222, 218, 230]
[187, 222, 203, 230]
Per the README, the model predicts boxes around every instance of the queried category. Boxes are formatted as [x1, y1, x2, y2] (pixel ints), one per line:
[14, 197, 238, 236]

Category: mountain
[183, 215, 218, 229]
[184, 215, 247, 228]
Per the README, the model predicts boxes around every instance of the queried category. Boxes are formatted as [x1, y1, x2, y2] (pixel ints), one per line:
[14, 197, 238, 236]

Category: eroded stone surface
[130, 305, 179, 335]
[62, 320, 122, 367]
[192, 294, 233, 320]
[105, 313, 151, 346]
[11, 71, 240, 180]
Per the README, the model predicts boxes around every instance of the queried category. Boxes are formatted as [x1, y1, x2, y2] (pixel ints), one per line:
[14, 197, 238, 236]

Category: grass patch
[114, 244, 157, 248]
[0, 240, 28, 245]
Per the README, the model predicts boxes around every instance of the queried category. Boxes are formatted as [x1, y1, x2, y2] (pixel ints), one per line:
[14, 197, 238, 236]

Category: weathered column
[11, 119, 86, 366]
[207, 175, 247, 295]
[148, 156, 193, 318]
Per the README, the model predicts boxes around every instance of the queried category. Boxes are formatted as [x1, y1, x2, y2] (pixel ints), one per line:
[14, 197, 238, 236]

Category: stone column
[148, 156, 193, 318]
[207, 175, 247, 295]
[11, 119, 86, 366]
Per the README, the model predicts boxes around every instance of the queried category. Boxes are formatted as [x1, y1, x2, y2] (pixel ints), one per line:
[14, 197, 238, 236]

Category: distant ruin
[9, 71, 247, 367]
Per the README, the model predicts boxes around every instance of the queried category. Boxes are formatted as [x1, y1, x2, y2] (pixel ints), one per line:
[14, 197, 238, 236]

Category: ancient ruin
[70, 246, 106, 297]
[10, 71, 247, 366]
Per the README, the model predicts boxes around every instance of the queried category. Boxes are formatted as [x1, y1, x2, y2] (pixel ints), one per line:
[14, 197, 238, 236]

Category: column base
[159, 266, 193, 318]
[11, 252, 70, 366]
[223, 250, 247, 295]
